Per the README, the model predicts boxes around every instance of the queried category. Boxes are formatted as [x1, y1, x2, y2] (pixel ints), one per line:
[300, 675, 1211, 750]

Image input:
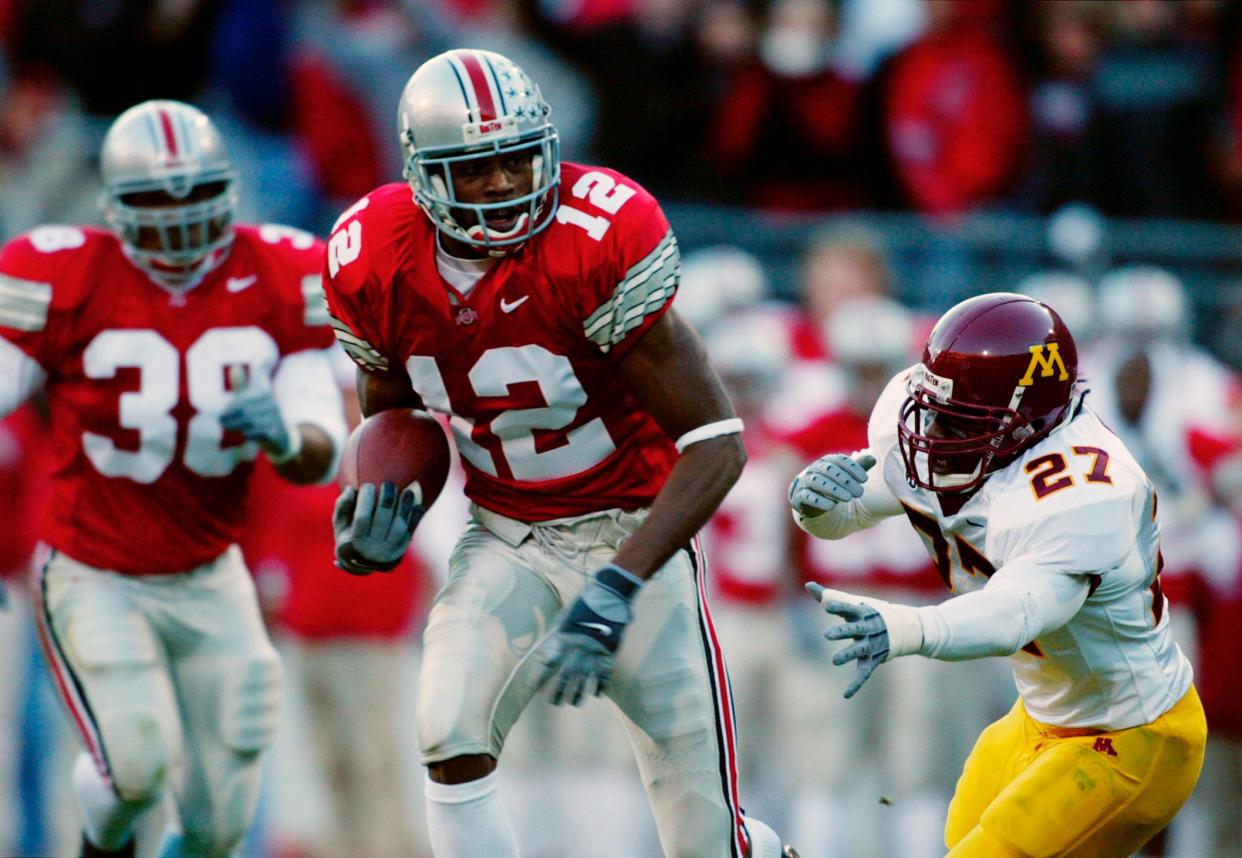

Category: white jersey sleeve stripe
[329, 316, 389, 373]
[0, 335, 46, 418]
[584, 229, 679, 353]
[583, 232, 677, 339]
[0, 273, 52, 332]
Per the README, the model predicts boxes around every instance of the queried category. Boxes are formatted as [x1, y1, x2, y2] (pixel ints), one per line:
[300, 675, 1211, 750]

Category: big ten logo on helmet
[1018, 343, 1070, 386]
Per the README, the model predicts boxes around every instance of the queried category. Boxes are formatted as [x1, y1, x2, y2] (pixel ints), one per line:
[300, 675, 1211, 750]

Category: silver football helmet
[100, 100, 238, 290]
[1097, 265, 1189, 341]
[398, 49, 560, 254]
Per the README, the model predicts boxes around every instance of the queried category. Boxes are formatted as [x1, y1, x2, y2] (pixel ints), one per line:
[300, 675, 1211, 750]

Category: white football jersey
[864, 368, 1193, 731]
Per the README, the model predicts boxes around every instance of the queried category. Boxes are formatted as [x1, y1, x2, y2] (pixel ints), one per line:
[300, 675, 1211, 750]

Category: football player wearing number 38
[324, 49, 794, 858]
[789, 293, 1206, 857]
[0, 100, 348, 858]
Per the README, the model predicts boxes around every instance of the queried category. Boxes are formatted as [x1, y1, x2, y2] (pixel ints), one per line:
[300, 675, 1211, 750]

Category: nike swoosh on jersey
[226, 274, 259, 293]
[500, 295, 530, 313]
[575, 621, 613, 637]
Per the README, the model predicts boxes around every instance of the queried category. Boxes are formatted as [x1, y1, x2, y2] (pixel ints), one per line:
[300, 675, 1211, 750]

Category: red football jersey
[0, 224, 335, 574]
[324, 164, 681, 521]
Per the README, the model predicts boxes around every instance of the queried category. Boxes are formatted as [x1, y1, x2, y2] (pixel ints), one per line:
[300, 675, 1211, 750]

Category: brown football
[339, 409, 451, 509]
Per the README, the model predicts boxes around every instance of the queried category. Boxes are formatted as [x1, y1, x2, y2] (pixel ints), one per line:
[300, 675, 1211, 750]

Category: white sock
[892, 791, 947, 858]
[425, 770, 520, 858]
[744, 815, 784, 858]
[73, 753, 148, 851]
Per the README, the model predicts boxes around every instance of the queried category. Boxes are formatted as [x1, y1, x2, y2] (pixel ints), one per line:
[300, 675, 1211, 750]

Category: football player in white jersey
[788, 293, 1206, 857]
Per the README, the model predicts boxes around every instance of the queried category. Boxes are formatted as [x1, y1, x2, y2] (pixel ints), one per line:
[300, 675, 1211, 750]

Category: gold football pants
[945, 687, 1206, 857]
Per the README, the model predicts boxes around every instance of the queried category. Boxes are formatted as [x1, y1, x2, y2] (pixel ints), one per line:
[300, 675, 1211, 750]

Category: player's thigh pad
[40, 552, 172, 802]
[953, 690, 1206, 858]
[417, 522, 562, 763]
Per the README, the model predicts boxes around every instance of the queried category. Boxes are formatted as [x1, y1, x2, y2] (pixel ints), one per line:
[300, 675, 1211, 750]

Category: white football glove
[788, 452, 876, 518]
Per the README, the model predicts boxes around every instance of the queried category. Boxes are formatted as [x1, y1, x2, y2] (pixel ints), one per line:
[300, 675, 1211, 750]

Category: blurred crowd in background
[3, 1, 1242, 857]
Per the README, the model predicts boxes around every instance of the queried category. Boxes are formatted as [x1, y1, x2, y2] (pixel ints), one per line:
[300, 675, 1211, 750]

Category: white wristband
[674, 418, 744, 453]
[810, 585, 925, 658]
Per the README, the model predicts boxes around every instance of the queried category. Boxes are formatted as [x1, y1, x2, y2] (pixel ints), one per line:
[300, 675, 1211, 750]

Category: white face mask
[759, 28, 831, 77]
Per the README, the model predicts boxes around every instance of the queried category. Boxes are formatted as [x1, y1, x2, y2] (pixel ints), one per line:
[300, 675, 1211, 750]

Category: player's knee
[219, 654, 282, 753]
[99, 710, 168, 803]
[427, 753, 496, 785]
[416, 672, 476, 762]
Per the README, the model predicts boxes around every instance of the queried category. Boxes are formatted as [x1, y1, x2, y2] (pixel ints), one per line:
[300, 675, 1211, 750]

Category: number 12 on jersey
[554, 171, 636, 241]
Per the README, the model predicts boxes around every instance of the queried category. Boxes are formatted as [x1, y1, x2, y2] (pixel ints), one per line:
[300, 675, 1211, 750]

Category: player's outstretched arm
[537, 310, 745, 706]
[806, 581, 925, 698]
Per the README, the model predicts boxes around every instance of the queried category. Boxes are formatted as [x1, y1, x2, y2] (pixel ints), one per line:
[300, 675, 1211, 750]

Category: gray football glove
[788, 452, 876, 517]
[536, 564, 643, 706]
[220, 386, 295, 461]
[807, 582, 890, 699]
[332, 482, 422, 575]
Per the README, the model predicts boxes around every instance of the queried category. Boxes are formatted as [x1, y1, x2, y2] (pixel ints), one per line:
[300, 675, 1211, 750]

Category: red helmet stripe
[457, 52, 498, 122]
[157, 108, 180, 157]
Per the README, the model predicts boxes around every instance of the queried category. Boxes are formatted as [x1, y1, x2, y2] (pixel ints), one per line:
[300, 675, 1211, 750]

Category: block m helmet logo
[1019, 343, 1070, 386]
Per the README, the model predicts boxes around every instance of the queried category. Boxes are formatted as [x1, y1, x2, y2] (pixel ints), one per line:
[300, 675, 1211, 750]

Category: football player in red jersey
[325, 49, 794, 858]
[0, 100, 348, 858]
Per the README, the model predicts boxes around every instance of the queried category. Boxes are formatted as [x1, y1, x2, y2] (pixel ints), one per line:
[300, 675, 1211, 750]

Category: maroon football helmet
[897, 293, 1078, 493]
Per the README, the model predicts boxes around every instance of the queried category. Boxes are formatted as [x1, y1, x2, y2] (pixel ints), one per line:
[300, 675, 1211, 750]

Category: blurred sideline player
[325, 48, 794, 858]
[1084, 266, 1240, 658]
[241, 350, 427, 858]
[1181, 430, 1242, 857]
[698, 310, 796, 824]
[0, 100, 347, 858]
[1082, 266, 1242, 857]
[789, 293, 1206, 857]
[766, 224, 894, 436]
[778, 296, 1011, 858]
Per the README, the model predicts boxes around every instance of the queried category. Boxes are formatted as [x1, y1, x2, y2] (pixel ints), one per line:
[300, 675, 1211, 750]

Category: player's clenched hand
[536, 564, 644, 706]
[788, 452, 876, 518]
[220, 366, 297, 462]
[807, 582, 890, 699]
[332, 482, 422, 575]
